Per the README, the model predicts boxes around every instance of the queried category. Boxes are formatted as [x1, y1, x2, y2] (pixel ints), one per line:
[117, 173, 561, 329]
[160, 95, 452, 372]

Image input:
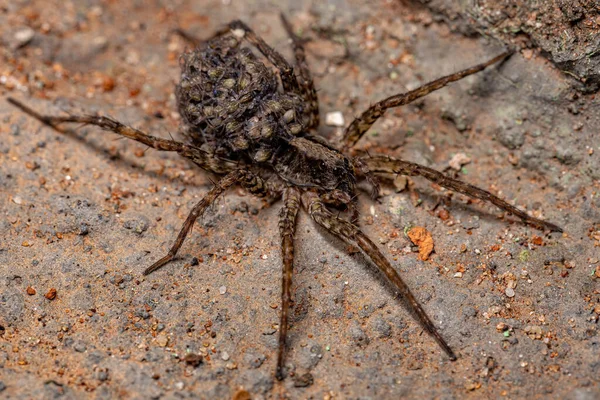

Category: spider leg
[227, 20, 300, 94]
[341, 52, 511, 150]
[353, 157, 381, 199]
[171, 28, 203, 47]
[280, 14, 320, 130]
[361, 155, 563, 232]
[275, 187, 301, 380]
[8, 97, 239, 175]
[302, 191, 457, 361]
[320, 190, 359, 225]
[8, 97, 186, 152]
[144, 169, 271, 275]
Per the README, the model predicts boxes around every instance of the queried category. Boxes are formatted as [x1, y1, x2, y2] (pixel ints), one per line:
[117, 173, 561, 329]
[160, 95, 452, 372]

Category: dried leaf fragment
[407, 226, 434, 261]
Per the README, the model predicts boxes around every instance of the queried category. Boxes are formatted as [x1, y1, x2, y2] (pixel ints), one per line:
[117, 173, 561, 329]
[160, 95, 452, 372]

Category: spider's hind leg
[361, 155, 563, 232]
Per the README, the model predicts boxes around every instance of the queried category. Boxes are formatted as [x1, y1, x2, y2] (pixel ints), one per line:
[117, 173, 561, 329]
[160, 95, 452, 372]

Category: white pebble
[505, 287, 515, 298]
[221, 351, 230, 361]
[219, 286, 227, 295]
[448, 153, 471, 171]
[13, 27, 35, 48]
[325, 111, 345, 127]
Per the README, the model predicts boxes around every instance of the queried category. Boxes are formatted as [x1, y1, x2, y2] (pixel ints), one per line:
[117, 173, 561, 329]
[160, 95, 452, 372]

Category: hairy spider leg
[320, 190, 360, 225]
[361, 155, 563, 232]
[353, 157, 381, 199]
[8, 98, 187, 153]
[276, 187, 301, 380]
[341, 51, 511, 150]
[171, 27, 203, 48]
[302, 191, 457, 361]
[280, 13, 320, 130]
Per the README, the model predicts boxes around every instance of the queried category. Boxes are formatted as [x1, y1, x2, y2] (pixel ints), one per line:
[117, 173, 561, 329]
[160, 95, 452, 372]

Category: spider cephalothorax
[8, 15, 562, 381]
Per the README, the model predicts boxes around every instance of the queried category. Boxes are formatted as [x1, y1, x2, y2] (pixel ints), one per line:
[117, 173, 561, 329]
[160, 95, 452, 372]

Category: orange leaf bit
[408, 226, 435, 261]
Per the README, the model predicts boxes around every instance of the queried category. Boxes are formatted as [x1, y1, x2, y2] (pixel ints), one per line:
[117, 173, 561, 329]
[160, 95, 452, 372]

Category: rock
[123, 215, 150, 234]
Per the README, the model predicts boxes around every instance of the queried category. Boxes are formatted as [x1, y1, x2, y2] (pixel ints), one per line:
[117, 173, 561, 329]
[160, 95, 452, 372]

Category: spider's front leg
[302, 191, 457, 361]
[144, 169, 273, 275]
[340, 51, 511, 150]
[361, 155, 563, 232]
[276, 187, 301, 380]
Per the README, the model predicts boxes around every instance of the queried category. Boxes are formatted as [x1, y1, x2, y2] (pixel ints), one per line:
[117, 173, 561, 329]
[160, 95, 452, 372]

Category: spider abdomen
[176, 35, 310, 164]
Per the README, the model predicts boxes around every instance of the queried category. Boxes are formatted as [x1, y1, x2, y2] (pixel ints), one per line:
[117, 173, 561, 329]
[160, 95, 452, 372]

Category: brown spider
[8, 15, 562, 381]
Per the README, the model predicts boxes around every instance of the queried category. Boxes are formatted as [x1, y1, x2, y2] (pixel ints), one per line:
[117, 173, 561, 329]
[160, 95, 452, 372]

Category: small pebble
[45, 288, 57, 300]
[221, 351, 230, 361]
[394, 175, 408, 192]
[505, 287, 515, 298]
[293, 372, 314, 388]
[448, 153, 471, 171]
[232, 390, 251, 400]
[74, 343, 87, 353]
[496, 322, 509, 332]
[219, 286, 227, 295]
[225, 362, 237, 370]
[325, 111, 345, 127]
[184, 353, 203, 367]
[26, 286, 36, 295]
[156, 333, 169, 347]
[13, 27, 35, 48]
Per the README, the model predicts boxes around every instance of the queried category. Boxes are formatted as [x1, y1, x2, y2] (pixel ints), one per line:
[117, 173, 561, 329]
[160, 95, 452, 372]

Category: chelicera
[8, 15, 562, 380]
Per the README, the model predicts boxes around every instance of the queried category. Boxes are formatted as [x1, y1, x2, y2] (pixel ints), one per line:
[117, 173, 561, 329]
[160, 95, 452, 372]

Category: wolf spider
[8, 15, 562, 380]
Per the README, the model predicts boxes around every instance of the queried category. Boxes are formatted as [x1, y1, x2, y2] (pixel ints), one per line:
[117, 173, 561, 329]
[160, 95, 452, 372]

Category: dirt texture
[1, 0, 599, 399]
[416, 0, 600, 92]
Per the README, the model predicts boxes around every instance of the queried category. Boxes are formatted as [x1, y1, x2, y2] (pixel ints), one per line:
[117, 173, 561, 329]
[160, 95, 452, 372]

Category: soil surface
[1, 0, 599, 399]
[417, 0, 600, 93]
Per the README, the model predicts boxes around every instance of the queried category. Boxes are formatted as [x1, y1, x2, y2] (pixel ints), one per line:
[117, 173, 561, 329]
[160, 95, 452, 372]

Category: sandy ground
[1, 0, 599, 399]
